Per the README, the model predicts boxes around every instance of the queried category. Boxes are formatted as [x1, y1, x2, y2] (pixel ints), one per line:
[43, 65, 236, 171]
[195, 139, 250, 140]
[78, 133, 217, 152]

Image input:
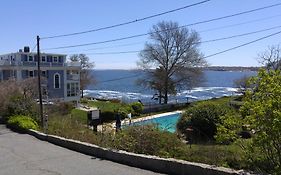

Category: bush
[215, 114, 242, 144]
[47, 102, 75, 115]
[130, 102, 143, 116]
[6, 95, 38, 120]
[7, 115, 39, 132]
[100, 110, 115, 123]
[177, 101, 233, 142]
[112, 125, 185, 157]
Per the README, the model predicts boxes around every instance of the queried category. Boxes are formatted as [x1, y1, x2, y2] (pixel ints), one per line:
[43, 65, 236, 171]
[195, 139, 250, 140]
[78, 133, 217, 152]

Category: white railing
[0, 61, 81, 68]
[67, 74, 79, 81]
[65, 62, 81, 67]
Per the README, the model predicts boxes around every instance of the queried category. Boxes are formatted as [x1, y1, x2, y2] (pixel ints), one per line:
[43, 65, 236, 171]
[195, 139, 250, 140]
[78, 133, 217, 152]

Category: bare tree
[138, 21, 206, 104]
[234, 76, 253, 95]
[258, 44, 281, 71]
[0, 78, 39, 119]
[69, 54, 95, 98]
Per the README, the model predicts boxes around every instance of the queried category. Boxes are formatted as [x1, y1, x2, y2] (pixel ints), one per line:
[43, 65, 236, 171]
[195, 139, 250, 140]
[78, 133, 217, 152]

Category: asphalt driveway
[0, 125, 165, 175]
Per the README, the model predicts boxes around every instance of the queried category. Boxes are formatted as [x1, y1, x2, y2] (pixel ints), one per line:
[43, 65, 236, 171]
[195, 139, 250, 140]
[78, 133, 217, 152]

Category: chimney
[24, 46, 30, 53]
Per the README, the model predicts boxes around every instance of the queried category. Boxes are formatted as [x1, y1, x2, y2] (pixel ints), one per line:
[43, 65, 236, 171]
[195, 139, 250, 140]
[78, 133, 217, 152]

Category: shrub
[7, 115, 39, 132]
[215, 114, 242, 144]
[130, 102, 143, 116]
[177, 101, 233, 142]
[100, 110, 115, 123]
[112, 125, 185, 157]
[6, 95, 38, 119]
[47, 102, 75, 115]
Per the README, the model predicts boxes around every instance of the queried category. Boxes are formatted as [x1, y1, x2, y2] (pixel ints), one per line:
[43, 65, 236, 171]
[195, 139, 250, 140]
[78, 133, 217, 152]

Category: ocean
[85, 70, 257, 104]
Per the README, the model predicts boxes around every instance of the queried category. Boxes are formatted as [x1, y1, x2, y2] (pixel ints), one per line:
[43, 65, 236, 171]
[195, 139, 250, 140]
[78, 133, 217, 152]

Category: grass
[71, 109, 88, 124]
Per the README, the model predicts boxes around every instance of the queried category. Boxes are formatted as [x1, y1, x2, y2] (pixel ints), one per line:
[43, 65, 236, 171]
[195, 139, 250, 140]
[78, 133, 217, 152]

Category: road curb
[27, 129, 248, 175]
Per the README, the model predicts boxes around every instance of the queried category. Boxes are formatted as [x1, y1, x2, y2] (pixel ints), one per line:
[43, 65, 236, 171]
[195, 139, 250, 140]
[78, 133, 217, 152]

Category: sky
[0, 0, 280, 69]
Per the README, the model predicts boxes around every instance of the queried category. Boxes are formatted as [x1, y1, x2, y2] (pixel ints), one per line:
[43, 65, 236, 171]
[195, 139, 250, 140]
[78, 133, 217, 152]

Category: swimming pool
[131, 112, 181, 133]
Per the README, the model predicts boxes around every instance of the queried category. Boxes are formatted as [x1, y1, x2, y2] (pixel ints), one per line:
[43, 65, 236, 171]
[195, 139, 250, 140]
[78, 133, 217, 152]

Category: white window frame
[54, 73, 60, 89]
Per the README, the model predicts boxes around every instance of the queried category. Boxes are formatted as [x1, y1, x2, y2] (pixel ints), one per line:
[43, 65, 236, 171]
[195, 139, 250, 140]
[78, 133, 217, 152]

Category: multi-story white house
[0, 47, 81, 102]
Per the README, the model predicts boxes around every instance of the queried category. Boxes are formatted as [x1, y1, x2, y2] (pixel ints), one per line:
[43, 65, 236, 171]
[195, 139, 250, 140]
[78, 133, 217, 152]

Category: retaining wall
[27, 129, 248, 175]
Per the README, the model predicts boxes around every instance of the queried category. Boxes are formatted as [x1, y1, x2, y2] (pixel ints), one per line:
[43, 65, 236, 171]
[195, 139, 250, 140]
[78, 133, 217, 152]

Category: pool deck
[124, 110, 183, 125]
[97, 110, 183, 132]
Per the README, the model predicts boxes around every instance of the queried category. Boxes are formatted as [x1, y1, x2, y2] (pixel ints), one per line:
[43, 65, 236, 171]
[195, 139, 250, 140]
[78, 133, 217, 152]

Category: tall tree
[258, 44, 281, 71]
[138, 21, 206, 104]
[69, 54, 95, 98]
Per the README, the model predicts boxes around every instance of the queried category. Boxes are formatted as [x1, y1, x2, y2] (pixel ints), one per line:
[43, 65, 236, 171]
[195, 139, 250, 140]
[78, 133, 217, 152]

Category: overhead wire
[203, 30, 281, 59]
[83, 30, 281, 83]
[65, 25, 281, 55]
[198, 13, 281, 33]
[59, 13, 281, 54]
[98, 73, 142, 83]
[42, 2, 281, 51]
[41, 0, 210, 39]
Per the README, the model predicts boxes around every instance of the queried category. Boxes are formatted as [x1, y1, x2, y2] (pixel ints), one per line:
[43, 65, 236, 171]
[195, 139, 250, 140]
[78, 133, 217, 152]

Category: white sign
[91, 110, 100, 120]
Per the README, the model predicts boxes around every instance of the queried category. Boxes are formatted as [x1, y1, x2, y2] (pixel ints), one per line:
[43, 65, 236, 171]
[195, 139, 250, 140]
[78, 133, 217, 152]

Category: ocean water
[85, 70, 257, 104]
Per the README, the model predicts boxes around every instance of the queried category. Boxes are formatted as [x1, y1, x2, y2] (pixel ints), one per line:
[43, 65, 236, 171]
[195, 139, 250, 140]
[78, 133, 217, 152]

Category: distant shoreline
[93, 66, 260, 72]
[203, 66, 260, 72]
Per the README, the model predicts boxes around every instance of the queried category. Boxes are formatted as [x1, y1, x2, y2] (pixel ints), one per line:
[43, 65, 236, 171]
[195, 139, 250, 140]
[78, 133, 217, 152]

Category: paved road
[0, 125, 165, 175]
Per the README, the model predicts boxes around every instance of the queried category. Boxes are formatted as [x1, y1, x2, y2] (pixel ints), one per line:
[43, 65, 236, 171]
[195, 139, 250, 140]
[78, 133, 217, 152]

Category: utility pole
[37, 35, 44, 130]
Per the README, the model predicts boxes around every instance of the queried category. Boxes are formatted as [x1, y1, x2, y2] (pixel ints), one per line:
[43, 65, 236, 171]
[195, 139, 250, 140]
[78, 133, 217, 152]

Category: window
[59, 56, 63, 62]
[53, 56, 58, 62]
[42, 71, 46, 77]
[41, 56, 46, 62]
[28, 56, 33, 62]
[47, 56, 52, 62]
[42, 87, 48, 96]
[29, 71, 34, 77]
[67, 82, 79, 97]
[54, 73, 60, 89]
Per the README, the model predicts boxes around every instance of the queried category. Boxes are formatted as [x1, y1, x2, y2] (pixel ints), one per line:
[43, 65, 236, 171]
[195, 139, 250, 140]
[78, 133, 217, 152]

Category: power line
[41, 0, 210, 40]
[43, 2, 281, 51]
[201, 25, 281, 43]
[89, 31, 281, 84]
[65, 42, 144, 54]
[60, 14, 281, 53]
[203, 30, 281, 59]
[98, 74, 142, 83]
[85, 50, 140, 55]
[198, 13, 281, 33]
[65, 25, 281, 55]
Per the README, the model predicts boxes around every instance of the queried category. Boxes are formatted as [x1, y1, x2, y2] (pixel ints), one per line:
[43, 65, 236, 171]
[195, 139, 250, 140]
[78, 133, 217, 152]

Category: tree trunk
[164, 90, 168, 104]
[164, 76, 168, 104]
[159, 91, 162, 104]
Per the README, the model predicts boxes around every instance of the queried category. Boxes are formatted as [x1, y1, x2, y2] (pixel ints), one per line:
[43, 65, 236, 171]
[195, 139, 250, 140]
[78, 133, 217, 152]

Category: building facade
[0, 47, 81, 102]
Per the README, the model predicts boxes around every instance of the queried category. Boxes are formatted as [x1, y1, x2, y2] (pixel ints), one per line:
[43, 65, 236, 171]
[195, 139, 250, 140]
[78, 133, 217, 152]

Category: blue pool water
[131, 113, 181, 133]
